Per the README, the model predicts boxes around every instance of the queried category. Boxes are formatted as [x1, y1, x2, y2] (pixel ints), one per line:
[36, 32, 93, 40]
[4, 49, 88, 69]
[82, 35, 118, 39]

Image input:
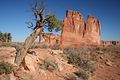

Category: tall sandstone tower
[60, 10, 101, 48]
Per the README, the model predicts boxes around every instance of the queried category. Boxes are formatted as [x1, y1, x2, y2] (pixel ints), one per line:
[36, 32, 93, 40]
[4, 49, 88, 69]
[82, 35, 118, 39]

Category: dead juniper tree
[14, 0, 62, 70]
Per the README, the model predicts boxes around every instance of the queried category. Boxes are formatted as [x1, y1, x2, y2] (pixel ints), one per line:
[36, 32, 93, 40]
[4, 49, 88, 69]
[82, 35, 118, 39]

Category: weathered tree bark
[14, 27, 43, 68]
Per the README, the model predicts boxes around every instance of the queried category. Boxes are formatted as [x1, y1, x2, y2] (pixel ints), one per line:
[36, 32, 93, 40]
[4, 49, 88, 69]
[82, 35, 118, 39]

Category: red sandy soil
[92, 47, 120, 80]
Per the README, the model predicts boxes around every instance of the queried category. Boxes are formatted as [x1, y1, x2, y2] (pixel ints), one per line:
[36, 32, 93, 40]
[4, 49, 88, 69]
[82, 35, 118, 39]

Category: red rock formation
[64, 10, 85, 34]
[84, 15, 101, 45]
[39, 33, 60, 47]
[60, 10, 101, 48]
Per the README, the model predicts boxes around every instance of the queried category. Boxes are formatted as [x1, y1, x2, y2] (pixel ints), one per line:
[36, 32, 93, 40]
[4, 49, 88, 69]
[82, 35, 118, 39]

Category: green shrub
[0, 42, 23, 51]
[51, 44, 60, 50]
[30, 45, 40, 49]
[65, 69, 89, 80]
[0, 42, 12, 47]
[63, 48, 92, 67]
[74, 69, 89, 80]
[63, 48, 96, 76]
[40, 59, 58, 71]
[22, 72, 32, 80]
[0, 61, 14, 74]
[63, 48, 81, 65]
[31, 44, 48, 49]
[80, 60, 96, 76]
[40, 44, 48, 49]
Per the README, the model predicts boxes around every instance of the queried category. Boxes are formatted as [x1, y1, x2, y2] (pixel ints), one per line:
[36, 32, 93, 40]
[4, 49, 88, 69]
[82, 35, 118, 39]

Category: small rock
[50, 50, 63, 55]
[66, 73, 80, 80]
[99, 64, 104, 68]
[27, 50, 37, 56]
[56, 58, 64, 72]
[97, 51, 104, 54]
[99, 56, 104, 60]
[105, 60, 112, 66]
[57, 62, 64, 72]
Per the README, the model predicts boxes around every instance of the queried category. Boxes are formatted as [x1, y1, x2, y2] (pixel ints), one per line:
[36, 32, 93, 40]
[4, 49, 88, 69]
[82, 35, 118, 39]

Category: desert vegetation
[0, 32, 12, 43]
[63, 48, 96, 80]
[0, 61, 14, 75]
[39, 59, 58, 71]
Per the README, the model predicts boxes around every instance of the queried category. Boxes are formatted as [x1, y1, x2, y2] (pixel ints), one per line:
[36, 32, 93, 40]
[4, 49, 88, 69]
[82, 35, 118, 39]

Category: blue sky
[0, 0, 120, 41]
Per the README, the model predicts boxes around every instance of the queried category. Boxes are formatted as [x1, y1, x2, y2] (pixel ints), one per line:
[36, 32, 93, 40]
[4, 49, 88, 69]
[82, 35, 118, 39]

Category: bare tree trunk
[14, 27, 43, 69]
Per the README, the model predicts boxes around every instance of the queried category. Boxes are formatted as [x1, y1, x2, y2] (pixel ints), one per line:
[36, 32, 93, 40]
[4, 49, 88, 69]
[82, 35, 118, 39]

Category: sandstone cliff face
[64, 10, 85, 34]
[84, 15, 101, 45]
[60, 10, 101, 48]
[39, 33, 60, 47]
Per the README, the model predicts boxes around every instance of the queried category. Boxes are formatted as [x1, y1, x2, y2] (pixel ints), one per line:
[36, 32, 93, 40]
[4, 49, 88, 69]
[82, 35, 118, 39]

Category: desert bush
[96, 46, 106, 51]
[11, 42, 23, 51]
[0, 42, 12, 47]
[39, 59, 58, 71]
[40, 44, 48, 49]
[63, 48, 91, 66]
[80, 60, 96, 76]
[30, 45, 41, 49]
[51, 44, 60, 50]
[0, 42, 23, 52]
[63, 48, 96, 76]
[31, 44, 48, 49]
[0, 61, 14, 74]
[74, 69, 89, 80]
[21, 72, 32, 80]
[65, 73, 79, 80]
[65, 69, 89, 80]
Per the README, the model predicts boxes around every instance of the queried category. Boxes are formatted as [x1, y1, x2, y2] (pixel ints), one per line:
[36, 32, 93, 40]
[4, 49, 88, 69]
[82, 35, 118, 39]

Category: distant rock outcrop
[101, 41, 120, 46]
[60, 10, 101, 48]
[39, 33, 60, 47]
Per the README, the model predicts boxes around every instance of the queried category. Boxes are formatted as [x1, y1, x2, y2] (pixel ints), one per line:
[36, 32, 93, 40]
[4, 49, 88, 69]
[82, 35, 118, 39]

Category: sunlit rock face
[39, 33, 60, 47]
[84, 15, 101, 45]
[60, 10, 101, 48]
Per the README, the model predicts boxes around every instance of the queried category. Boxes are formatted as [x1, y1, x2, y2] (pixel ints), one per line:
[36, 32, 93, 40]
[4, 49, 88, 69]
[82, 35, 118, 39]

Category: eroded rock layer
[39, 33, 60, 47]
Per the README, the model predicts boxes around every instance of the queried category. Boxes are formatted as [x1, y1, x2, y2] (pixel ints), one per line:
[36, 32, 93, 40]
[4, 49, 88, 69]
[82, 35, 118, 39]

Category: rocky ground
[0, 46, 120, 80]
[0, 47, 77, 80]
[92, 46, 120, 80]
